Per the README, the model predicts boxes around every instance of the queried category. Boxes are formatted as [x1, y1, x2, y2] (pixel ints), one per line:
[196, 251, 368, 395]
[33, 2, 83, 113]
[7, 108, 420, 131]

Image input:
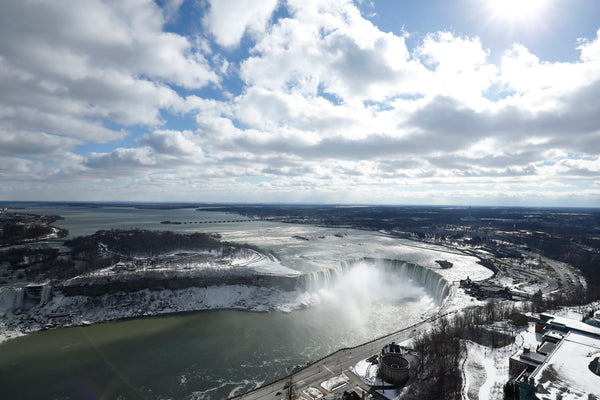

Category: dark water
[18, 206, 249, 239]
[0, 300, 430, 399]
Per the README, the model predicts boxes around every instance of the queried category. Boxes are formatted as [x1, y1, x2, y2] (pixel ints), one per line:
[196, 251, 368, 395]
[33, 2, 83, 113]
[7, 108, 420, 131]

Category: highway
[231, 317, 436, 400]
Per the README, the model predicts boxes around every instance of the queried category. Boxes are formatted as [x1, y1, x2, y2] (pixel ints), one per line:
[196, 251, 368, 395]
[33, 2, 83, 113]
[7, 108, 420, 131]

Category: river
[0, 205, 490, 399]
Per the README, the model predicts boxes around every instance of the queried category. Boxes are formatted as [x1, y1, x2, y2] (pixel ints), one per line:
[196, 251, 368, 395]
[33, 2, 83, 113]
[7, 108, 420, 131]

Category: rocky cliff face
[58, 272, 299, 296]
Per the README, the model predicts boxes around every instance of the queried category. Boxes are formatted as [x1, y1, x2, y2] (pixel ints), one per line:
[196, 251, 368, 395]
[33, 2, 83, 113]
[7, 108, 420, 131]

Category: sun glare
[488, 0, 546, 21]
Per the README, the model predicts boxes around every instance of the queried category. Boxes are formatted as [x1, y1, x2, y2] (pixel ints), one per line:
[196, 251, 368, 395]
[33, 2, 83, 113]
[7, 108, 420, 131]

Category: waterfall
[370, 259, 451, 303]
[303, 263, 347, 292]
[40, 285, 53, 305]
[0, 287, 25, 312]
[300, 258, 450, 304]
[0, 285, 53, 313]
[12, 288, 24, 311]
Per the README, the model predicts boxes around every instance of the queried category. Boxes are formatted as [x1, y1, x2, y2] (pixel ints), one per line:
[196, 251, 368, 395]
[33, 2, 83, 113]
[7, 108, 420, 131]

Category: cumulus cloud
[239, 0, 428, 101]
[139, 130, 205, 156]
[0, 130, 78, 156]
[578, 28, 600, 62]
[0, 0, 218, 150]
[1, 0, 600, 205]
[203, 0, 279, 48]
[416, 32, 498, 104]
[83, 129, 205, 176]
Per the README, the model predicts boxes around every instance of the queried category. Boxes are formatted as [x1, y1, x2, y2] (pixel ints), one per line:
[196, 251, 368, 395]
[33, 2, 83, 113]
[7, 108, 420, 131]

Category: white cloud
[0, 0, 219, 152]
[191, 14, 600, 204]
[1, 0, 599, 205]
[203, 0, 279, 48]
[0, 0, 218, 89]
[86, 147, 157, 169]
[83, 129, 206, 176]
[240, 0, 428, 101]
[139, 130, 205, 157]
[578, 28, 600, 62]
[0, 129, 78, 156]
[160, 0, 185, 21]
[416, 32, 498, 105]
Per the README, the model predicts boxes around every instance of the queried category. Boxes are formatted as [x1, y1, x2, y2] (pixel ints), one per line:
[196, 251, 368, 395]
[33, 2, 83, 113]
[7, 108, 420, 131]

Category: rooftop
[511, 348, 546, 365]
[542, 330, 565, 342]
[530, 331, 600, 398]
[546, 315, 600, 337]
[537, 341, 557, 356]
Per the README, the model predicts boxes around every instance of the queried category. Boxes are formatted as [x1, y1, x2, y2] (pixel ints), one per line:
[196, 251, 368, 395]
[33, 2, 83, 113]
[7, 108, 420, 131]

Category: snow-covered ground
[461, 319, 544, 400]
[0, 284, 312, 345]
[67, 248, 300, 286]
[441, 286, 488, 314]
[544, 300, 600, 321]
[462, 340, 518, 400]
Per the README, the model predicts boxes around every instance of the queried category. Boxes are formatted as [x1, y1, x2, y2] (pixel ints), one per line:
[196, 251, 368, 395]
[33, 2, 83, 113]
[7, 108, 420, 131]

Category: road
[231, 317, 437, 400]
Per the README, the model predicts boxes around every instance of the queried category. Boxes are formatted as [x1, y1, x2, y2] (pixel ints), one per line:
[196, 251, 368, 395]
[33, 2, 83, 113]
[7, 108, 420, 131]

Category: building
[459, 276, 474, 288]
[479, 284, 511, 299]
[459, 277, 512, 300]
[536, 312, 600, 338]
[379, 343, 411, 386]
[509, 347, 546, 377]
[511, 313, 600, 399]
[517, 331, 600, 399]
[535, 341, 556, 356]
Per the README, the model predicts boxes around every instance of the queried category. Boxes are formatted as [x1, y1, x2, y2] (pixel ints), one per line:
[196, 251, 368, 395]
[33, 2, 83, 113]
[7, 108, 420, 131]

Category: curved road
[230, 314, 446, 400]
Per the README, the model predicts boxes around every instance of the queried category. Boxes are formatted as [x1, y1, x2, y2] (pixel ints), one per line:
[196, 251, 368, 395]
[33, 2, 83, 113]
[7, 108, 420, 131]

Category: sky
[1, 0, 600, 206]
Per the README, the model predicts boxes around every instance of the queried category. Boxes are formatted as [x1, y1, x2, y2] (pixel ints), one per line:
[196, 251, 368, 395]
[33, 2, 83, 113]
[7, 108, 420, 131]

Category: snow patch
[462, 339, 519, 400]
[320, 373, 350, 392]
[351, 359, 379, 385]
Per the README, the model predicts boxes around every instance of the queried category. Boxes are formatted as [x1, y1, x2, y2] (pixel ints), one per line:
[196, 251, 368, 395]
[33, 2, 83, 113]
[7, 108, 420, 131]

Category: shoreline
[0, 263, 464, 348]
[0, 279, 453, 346]
[0, 219, 492, 347]
[0, 284, 309, 345]
[0, 304, 280, 345]
[229, 304, 457, 400]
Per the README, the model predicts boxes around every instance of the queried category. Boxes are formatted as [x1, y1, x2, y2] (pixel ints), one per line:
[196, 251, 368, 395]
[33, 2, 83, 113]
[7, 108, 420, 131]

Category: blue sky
[1, 0, 599, 206]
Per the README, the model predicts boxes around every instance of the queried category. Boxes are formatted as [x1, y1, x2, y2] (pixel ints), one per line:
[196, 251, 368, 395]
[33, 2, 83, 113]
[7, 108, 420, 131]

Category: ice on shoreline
[0, 234, 493, 345]
[0, 284, 313, 345]
[66, 248, 300, 285]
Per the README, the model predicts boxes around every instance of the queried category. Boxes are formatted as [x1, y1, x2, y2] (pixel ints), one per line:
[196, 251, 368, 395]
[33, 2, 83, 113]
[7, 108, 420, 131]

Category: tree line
[66, 228, 269, 260]
[406, 302, 529, 400]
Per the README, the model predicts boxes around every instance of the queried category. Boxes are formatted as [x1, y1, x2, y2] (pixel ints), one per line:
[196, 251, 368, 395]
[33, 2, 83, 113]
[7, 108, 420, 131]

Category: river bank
[0, 254, 463, 345]
[0, 260, 450, 400]
[1, 211, 494, 349]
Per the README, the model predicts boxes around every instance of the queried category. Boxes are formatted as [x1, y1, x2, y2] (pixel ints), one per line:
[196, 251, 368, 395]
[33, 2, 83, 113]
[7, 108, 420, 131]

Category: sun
[488, 0, 546, 21]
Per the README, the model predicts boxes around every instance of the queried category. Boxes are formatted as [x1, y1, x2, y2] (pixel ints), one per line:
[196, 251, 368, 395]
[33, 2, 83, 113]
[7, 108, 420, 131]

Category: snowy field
[462, 339, 518, 400]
